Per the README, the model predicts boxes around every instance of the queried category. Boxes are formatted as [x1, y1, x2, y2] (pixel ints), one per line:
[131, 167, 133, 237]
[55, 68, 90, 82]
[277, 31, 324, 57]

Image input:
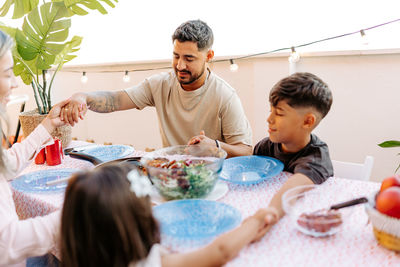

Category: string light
[229, 59, 239, 72]
[288, 47, 300, 63]
[123, 70, 130, 82]
[81, 72, 88, 83]
[59, 18, 399, 77]
[360, 29, 369, 45]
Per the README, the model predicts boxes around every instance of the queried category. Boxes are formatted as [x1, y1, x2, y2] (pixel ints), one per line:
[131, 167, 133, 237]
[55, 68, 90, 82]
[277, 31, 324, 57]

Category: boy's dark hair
[61, 163, 160, 267]
[269, 72, 332, 118]
[172, 19, 214, 51]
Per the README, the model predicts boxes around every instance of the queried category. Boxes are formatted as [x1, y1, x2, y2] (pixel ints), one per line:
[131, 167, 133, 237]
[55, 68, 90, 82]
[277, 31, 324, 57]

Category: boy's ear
[303, 113, 316, 129]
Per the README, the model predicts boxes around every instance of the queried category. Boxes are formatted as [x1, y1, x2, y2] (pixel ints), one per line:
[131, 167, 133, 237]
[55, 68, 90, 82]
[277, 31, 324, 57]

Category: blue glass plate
[219, 155, 284, 185]
[81, 145, 134, 162]
[11, 169, 79, 193]
[153, 199, 241, 240]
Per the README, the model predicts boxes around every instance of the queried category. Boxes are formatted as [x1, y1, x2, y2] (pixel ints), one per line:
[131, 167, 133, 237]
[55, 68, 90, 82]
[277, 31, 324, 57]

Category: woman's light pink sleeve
[4, 124, 53, 180]
[0, 210, 60, 265]
[0, 123, 58, 264]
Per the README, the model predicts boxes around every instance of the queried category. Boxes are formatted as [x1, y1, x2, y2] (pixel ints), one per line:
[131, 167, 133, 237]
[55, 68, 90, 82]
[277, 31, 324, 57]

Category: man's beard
[175, 66, 205, 85]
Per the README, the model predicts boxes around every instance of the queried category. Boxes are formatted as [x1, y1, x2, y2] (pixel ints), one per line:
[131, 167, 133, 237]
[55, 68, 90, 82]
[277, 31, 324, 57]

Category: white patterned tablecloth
[10, 147, 400, 266]
[11, 141, 144, 219]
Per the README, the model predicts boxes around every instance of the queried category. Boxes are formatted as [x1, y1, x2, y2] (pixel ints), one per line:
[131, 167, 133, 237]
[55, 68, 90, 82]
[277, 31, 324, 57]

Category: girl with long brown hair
[61, 163, 276, 267]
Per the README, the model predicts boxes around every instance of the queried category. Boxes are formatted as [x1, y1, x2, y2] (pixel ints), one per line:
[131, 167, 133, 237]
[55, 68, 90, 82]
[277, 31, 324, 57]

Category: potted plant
[378, 140, 400, 173]
[0, 0, 117, 146]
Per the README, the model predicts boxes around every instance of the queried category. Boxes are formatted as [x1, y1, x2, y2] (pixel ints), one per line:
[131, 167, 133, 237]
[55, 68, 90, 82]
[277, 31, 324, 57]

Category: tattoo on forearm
[87, 92, 120, 113]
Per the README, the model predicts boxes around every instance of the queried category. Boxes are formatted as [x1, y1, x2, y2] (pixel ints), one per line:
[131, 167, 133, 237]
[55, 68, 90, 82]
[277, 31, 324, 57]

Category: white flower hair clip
[127, 169, 153, 197]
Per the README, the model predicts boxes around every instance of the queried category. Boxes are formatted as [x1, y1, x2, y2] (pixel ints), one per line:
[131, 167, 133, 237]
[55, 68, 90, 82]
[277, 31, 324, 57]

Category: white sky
[2, 0, 400, 65]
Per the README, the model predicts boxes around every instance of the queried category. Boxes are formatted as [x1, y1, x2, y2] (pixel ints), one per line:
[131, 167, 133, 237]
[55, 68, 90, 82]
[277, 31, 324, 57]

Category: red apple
[380, 175, 400, 192]
[376, 187, 400, 218]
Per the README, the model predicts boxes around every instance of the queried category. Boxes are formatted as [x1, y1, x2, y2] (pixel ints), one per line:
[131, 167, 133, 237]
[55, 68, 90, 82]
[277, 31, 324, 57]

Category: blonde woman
[0, 30, 71, 266]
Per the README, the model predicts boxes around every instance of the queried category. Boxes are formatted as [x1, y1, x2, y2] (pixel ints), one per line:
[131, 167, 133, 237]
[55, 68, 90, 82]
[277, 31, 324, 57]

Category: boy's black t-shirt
[253, 134, 333, 184]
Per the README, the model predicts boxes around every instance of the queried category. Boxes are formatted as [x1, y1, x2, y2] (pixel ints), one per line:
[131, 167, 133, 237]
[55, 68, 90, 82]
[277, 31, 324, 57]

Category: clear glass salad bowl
[141, 145, 227, 200]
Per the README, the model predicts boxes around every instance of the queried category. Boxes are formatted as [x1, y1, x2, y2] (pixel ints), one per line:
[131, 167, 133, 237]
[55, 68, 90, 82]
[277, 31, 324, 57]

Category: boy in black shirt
[254, 72, 334, 225]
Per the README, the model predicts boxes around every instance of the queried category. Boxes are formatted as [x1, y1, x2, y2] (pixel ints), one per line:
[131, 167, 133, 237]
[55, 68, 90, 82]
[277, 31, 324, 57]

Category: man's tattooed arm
[87, 91, 120, 113]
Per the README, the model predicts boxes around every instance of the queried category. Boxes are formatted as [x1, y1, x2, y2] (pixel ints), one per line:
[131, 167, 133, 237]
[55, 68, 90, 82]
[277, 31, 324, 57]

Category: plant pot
[19, 109, 72, 147]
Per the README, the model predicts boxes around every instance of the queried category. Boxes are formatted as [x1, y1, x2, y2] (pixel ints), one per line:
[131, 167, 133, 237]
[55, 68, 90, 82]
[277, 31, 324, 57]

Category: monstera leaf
[0, 0, 39, 19]
[53, 0, 117, 16]
[0, 24, 36, 85]
[54, 35, 83, 69]
[0, 0, 117, 114]
[16, 2, 71, 70]
[0, 0, 117, 18]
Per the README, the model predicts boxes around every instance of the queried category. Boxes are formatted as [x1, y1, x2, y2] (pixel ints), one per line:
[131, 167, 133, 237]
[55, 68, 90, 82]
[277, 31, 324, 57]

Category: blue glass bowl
[153, 199, 241, 240]
[11, 169, 79, 193]
[219, 155, 283, 185]
[82, 145, 134, 162]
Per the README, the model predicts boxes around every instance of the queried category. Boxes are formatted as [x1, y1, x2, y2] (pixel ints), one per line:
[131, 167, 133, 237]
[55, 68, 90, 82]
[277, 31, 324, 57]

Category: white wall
[7, 50, 400, 182]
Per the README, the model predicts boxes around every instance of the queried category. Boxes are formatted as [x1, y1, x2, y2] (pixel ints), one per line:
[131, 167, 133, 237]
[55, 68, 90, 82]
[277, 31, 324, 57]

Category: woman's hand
[60, 93, 88, 126]
[41, 99, 71, 134]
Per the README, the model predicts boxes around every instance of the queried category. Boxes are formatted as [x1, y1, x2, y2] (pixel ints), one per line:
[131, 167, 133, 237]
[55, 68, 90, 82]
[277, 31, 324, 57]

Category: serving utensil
[329, 197, 368, 210]
[310, 197, 368, 215]
[46, 152, 146, 186]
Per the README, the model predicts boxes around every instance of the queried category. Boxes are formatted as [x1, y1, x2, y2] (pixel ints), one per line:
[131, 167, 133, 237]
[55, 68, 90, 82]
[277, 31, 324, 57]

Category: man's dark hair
[269, 72, 333, 118]
[172, 19, 214, 51]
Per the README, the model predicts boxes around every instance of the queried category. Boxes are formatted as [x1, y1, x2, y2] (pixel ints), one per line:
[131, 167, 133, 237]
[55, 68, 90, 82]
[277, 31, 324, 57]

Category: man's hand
[60, 93, 88, 126]
[188, 130, 252, 158]
[41, 99, 71, 134]
[187, 130, 216, 147]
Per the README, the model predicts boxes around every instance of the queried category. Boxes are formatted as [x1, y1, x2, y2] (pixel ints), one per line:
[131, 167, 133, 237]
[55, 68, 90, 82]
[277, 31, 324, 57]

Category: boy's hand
[187, 130, 216, 147]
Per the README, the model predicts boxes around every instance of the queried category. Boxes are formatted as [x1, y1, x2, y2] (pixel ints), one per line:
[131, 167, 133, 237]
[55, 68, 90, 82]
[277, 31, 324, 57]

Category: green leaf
[0, 25, 37, 85]
[0, 24, 17, 38]
[13, 57, 37, 84]
[16, 2, 71, 70]
[70, 5, 88, 15]
[0, 0, 13, 17]
[378, 140, 400, 148]
[63, 0, 117, 16]
[54, 35, 82, 68]
[0, 0, 39, 19]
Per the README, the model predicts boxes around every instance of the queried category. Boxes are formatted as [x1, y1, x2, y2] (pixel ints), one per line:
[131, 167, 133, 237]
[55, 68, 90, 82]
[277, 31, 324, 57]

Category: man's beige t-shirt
[124, 70, 252, 147]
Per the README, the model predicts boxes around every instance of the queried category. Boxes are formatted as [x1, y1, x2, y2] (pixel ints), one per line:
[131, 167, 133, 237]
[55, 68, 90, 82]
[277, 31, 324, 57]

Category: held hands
[60, 93, 88, 126]
[41, 99, 71, 134]
[187, 130, 216, 147]
[247, 207, 280, 242]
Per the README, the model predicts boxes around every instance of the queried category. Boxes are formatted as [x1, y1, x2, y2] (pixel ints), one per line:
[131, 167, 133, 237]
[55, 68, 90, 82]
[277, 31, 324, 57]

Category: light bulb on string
[360, 29, 369, 45]
[81, 71, 88, 84]
[123, 70, 130, 82]
[288, 47, 300, 63]
[229, 59, 239, 72]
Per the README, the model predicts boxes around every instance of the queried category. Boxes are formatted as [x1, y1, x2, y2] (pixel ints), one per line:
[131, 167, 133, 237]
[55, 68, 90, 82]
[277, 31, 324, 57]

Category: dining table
[10, 142, 400, 267]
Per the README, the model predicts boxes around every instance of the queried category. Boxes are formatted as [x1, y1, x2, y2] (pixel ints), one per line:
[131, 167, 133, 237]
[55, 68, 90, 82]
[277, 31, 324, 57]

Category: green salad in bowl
[141, 145, 227, 200]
